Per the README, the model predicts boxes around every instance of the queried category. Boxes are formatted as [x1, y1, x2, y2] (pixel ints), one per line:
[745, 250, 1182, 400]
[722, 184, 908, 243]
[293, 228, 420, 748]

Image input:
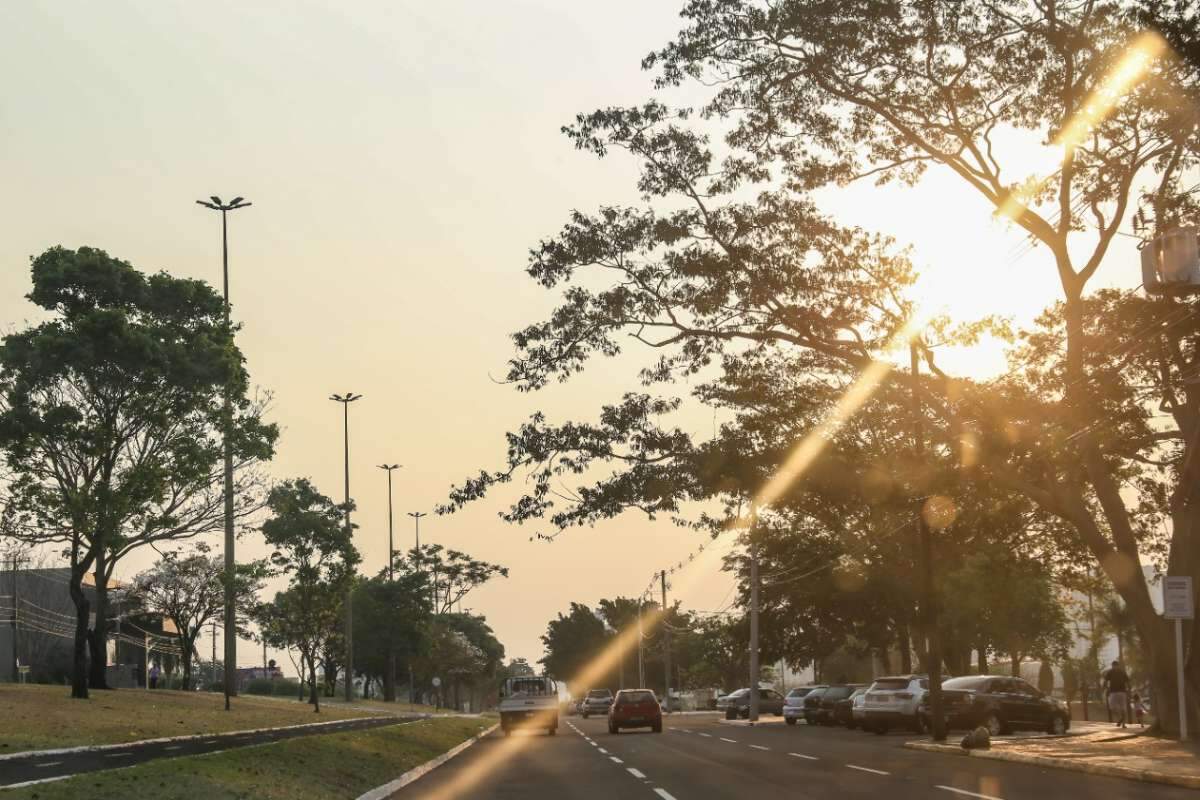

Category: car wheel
[653, 722, 662, 733]
[984, 713, 1006, 737]
[548, 727, 557, 736]
[1048, 714, 1068, 735]
[740, 708, 750, 720]
[785, 717, 797, 726]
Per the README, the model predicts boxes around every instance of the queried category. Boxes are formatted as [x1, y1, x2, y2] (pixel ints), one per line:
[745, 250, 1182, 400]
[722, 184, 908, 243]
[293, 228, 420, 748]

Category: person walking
[1102, 660, 1129, 728]
[149, 662, 161, 690]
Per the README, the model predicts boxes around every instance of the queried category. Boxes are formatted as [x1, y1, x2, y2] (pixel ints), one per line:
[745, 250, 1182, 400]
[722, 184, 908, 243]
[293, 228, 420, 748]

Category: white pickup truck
[498, 676, 559, 736]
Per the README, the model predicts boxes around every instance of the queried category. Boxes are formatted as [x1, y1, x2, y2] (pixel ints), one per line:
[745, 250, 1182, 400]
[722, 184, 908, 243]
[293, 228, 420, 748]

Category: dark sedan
[813, 684, 865, 726]
[802, 686, 829, 724]
[921, 675, 1071, 736]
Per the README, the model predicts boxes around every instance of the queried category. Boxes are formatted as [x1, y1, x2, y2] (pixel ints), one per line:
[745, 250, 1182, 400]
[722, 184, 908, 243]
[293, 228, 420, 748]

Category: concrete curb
[0, 714, 412, 763]
[904, 741, 1200, 791]
[354, 723, 499, 800]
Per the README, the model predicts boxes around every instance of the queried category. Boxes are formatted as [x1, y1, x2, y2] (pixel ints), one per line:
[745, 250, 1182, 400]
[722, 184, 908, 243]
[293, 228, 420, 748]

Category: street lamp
[407, 511, 429, 609]
[378, 464, 401, 581]
[196, 194, 251, 712]
[331, 392, 362, 702]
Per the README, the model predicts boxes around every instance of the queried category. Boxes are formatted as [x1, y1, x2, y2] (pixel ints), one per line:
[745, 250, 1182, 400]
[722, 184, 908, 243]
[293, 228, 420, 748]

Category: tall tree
[260, 478, 359, 712]
[0, 247, 276, 697]
[132, 544, 267, 690]
[539, 602, 613, 695]
[408, 544, 508, 615]
[351, 569, 430, 702]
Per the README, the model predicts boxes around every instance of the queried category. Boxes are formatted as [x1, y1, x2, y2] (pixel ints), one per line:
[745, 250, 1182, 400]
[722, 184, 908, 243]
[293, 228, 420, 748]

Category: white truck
[498, 675, 559, 736]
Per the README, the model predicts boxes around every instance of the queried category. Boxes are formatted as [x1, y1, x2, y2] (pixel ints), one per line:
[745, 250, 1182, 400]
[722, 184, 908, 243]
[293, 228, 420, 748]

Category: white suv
[861, 675, 928, 734]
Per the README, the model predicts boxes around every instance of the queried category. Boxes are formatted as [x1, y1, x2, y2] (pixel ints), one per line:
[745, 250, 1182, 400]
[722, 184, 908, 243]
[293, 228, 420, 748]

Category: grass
[1, 716, 492, 800]
[314, 696, 467, 716]
[0, 685, 371, 753]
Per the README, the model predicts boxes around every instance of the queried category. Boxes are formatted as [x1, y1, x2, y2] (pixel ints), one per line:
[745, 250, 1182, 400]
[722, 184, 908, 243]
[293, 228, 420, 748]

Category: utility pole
[196, 195, 251, 711]
[263, 640, 268, 672]
[211, 619, 218, 689]
[9, 552, 24, 683]
[661, 571, 671, 713]
[749, 534, 760, 722]
[637, 597, 645, 688]
[330, 392, 362, 702]
[911, 341, 946, 741]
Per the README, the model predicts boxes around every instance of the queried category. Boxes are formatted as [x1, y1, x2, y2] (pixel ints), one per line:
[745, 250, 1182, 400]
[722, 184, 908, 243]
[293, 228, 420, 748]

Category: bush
[274, 679, 302, 697]
[244, 678, 275, 695]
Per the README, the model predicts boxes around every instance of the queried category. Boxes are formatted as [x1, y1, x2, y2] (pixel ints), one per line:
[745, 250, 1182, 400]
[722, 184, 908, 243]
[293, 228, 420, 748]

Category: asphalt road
[0, 715, 411, 789]
[388, 713, 1196, 800]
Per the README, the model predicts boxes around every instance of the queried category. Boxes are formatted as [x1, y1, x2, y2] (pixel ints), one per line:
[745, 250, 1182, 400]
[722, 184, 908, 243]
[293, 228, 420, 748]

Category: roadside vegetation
[0, 716, 490, 800]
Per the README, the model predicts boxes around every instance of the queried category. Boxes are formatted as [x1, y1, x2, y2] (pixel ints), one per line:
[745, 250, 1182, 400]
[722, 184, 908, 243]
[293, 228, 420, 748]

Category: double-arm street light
[407, 511, 429, 610]
[378, 464, 401, 581]
[331, 392, 362, 702]
[196, 195, 251, 711]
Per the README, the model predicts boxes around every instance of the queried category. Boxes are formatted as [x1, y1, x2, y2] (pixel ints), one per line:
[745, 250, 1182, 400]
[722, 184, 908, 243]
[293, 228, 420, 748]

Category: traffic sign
[432, 676, 442, 688]
[1164, 576, 1194, 620]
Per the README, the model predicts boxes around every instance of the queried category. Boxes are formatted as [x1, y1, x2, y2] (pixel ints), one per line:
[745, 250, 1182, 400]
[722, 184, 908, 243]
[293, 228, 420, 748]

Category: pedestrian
[1102, 660, 1129, 728]
[1132, 692, 1146, 727]
[149, 662, 161, 690]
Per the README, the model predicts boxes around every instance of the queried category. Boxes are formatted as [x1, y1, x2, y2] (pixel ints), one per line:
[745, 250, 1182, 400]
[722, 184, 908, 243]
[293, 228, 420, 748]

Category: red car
[608, 689, 663, 734]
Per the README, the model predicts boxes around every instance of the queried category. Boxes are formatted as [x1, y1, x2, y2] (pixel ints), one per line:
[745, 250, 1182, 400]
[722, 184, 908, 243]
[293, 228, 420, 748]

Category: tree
[408, 544, 508, 615]
[539, 603, 613, 695]
[445, 0, 1200, 732]
[260, 478, 359, 712]
[133, 544, 267, 690]
[352, 569, 429, 702]
[597, 597, 643, 689]
[0, 247, 276, 697]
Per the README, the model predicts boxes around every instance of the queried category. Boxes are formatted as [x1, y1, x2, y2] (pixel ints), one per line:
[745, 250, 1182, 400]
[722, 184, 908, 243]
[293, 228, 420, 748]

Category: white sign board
[431, 676, 442, 688]
[1164, 576, 1194, 620]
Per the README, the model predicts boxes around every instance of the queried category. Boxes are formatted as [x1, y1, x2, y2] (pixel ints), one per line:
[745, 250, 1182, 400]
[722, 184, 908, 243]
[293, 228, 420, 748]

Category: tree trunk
[1010, 652, 1021, 677]
[182, 648, 193, 691]
[384, 650, 397, 702]
[308, 653, 320, 712]
[68, 567, 91, 699]
[87, 553, 111, 689]
[977, 644, 988, 675]
[897, 621, 912, 673]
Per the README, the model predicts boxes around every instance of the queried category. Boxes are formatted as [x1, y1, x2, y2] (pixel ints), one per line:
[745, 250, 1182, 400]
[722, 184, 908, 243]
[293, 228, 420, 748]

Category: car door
[768, 690, 785, 714]
[1011, 679, 1048, 729]
[993, 679, 1027, 725]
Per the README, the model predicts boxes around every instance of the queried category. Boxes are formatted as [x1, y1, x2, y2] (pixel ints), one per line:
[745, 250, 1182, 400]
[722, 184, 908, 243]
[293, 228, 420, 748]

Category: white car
[499, 676, 560, 736]
[783, 686, 819, 725]
[861, 675, 929, 734]
[581, 688, 614, 718]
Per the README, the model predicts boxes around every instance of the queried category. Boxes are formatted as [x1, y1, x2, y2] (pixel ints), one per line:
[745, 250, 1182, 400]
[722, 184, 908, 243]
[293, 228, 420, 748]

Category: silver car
[861, 675, 929, 734]
[783, 686, 819, 725]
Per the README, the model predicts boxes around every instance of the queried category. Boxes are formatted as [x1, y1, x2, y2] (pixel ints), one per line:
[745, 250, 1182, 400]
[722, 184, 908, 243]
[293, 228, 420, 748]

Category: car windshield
[824, 686, 853, 700]
[786, 688, 811, 698]
[587, 690, 612, 699]
[617, 690, 655, 704]
[942, 676, 991, 692]
[805, 688, 827, 699]
[871, 678, 913, 691]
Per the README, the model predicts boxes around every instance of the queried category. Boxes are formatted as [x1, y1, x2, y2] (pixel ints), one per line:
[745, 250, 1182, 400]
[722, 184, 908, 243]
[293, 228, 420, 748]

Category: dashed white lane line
[789, 752, 818, 761]
[610, 756, 624, 764]
[104, 752, 133, 758]
[698, 732, 712, 737]
[935, 786, 1005, 800]
[598, 747, 609, 754]
[627, 767, 648, 779]
[589, 741, 599, 747]
[749, 744, 769, 751]
[654, 789, 679, 800]
[719, 737, 738, 743]
[846, 764, 890, 776]
[34, 762, 63, 768]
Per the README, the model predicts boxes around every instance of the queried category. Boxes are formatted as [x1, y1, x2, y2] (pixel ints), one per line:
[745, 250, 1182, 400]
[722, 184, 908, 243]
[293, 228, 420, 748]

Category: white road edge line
[610, 756, 624, 764]
[627, 767, 648, 779]
[749, 744, 769, 751]
[846, 764, 890, 776]
[788, 752, 818, 761]
[719, 737, 737, 743]
[654, 789, 679, 800]
[164, 745, 182, 751]
[33, 762, 63, 768]
[935, 786, 1006, 800]
[104, 752, 133, 758]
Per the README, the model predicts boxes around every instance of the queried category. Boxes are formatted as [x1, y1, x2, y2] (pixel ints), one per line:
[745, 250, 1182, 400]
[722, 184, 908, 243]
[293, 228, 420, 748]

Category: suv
[928, 675, 1071, 736]
[783, 686, 818, 725]
[861, 675, 929, 734]
[581, 688, 614, 718]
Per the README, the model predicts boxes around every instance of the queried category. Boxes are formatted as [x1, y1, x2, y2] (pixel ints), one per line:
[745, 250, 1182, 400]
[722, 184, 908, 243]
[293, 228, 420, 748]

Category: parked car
[830, 685, 868, 727]
[923, 675, 1071, 736]
[811, 684, 864, 726]
[581, 688, 614, 718]
[802, 686, 830, 724]
[609, 688, 663, 734]
[849, 687, 869, 729]
[861, 675, 929, 734]
[783, 686, 820, 725]
[717, 687, 785, 719]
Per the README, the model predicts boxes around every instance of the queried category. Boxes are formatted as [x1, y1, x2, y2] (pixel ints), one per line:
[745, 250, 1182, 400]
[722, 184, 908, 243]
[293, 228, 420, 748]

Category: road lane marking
[749, 744, 769, 751]
[698, 732, 712, 737]
[164, 746, 182, 751]
[104, 752, 133, 758]
[789, 752, 818, 760]
[654, 789, 679, 800]
[719, 737, 737, 743]
[627, 767, 648, 779]
[610, 756, 624, 764]
[598, 747, 608, 754]
[590, 741, 599, 747]
[846, 764, 889, 775]
[935, 787, 1005, 800]
[34, 762, 63, 768]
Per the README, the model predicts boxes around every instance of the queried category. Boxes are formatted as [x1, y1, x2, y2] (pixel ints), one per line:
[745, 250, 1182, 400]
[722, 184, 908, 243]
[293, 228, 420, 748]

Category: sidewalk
[906, 724, 1200, 791]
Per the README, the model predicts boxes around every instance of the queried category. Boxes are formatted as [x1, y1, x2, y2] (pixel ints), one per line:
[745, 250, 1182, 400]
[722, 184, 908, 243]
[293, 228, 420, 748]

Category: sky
[0, 2, 1148, 670]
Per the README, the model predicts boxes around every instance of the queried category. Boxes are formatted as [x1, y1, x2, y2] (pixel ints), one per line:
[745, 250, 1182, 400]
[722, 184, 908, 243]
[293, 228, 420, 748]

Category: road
[0, 716, 411, 790]
[388, 713, 1195, 800]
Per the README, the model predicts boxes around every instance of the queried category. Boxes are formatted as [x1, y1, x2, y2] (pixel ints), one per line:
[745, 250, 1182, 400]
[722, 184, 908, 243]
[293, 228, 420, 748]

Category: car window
[919, 679, 929, 690]
[617, 690, 655, 704]
[587, 690, 611, 699]
[824, 686, 852, 700]
[942, 676, 990, 692]
[1012, 680, 1040, 697]
[786, 688, 811, 698]
[730, 688, 749, 697]
[871, 678, 911, 691]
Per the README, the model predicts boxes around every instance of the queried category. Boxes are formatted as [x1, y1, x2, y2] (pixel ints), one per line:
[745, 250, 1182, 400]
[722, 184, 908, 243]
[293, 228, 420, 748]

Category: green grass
[315, 696, 469, 716]
[0, 685, 371, 753]
[1, 716, 492, 800]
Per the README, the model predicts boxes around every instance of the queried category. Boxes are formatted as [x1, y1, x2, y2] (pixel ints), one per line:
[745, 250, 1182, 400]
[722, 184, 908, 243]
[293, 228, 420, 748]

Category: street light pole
[378, 465, 401, 581]
[911, 341, 946, 741]
[196, 195, 251, 712]
[407, 511, 428, 608]
[331, 392, 362, 702]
